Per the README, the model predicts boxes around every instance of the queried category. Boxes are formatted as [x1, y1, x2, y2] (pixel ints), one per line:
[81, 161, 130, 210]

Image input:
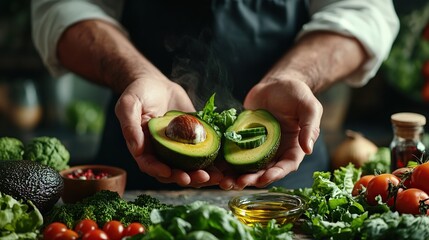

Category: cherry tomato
[392, 167, 414, 188]
[81, 229, 109, 240]
[74, 219, 98, 236]
[43, 222, 68, 240]
[410, 162, 429, 194]
[103, 220, 124, 240]
[366, 173, 400, 206]
[53, 229, 79, 240]
[396, 188, 429, 215]
[123, 222, 145, 237]
[352, 175, 375, 196]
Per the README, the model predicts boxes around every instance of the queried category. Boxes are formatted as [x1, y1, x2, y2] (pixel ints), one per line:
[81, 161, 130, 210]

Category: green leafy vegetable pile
[44, 190, 171, 229]
[272, 163, 429, 240]
[132, 201, 293, 240]
[0, 192, 43, 240]
[0, 137, 24, 161]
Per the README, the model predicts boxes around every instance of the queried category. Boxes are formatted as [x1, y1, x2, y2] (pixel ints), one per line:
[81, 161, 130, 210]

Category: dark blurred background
[0, 0, 428, 164]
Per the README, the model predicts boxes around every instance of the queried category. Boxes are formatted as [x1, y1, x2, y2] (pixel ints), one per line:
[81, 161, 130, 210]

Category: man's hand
[115, 75, 224, 187]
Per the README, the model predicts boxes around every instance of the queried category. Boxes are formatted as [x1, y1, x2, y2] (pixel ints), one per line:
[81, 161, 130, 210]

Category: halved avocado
[148, 111, 221, 171]
[223, 109, 281, 172]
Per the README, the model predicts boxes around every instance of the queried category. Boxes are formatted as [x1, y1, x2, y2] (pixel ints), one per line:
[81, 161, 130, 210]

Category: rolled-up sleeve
[298, 0, 400, 86]
[31, 0, 124, 77]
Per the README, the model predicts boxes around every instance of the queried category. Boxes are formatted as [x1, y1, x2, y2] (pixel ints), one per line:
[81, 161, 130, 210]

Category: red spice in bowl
[60, 165, 127, 204]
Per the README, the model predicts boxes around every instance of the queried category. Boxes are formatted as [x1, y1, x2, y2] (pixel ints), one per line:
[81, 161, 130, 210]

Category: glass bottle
[390, 112, 426, 172]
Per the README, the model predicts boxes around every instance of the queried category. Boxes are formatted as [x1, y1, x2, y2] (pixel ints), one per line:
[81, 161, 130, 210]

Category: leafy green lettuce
[135, 201, 293, 240]
[196, 93, 237, 137]
[0, 192, 43, 240]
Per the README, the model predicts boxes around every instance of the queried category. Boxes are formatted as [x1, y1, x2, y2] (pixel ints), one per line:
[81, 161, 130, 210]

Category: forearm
[57, 19, 159, 93]
[265, 31, 368, 93]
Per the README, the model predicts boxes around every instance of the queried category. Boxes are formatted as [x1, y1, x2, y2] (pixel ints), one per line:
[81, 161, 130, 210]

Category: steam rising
[166, 30, 243, 112]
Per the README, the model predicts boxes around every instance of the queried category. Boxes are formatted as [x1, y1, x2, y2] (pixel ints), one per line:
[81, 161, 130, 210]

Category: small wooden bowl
[60, 165, 127, 204]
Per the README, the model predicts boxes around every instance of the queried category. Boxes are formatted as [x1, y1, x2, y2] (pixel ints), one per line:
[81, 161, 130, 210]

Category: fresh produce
[392, 167, 414, 188]
[44, 220, 144, 240]
[410, 161, 429, 194]
[0, 137, 24, 160]
[135, 201, 293, 240]
[148, 93, 281, 173]
[148, 111, 221, 171]
[395, 188, 429, 215]
[223, 109, 281, 173]
[102, 220, 124, 240]
[195, 93, 238, 137]
[24, 136, 70, 171]
[365, 173, 400, 206]
[0, 191, 43, 240]
[352, 174, 375, 196]
[360, 147, 391, 175]
[0, 160, 64, 214]
[123, 222, 145, 237]
[360, 211, 429, 240]
[331, 130, 378, 170]
[74, 219, 98, 235]
[44, 190, 171, 229]
[43, 222, 68, 240]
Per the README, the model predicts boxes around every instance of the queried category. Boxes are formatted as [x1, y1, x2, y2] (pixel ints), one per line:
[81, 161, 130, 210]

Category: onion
[331, 130, 378, 170]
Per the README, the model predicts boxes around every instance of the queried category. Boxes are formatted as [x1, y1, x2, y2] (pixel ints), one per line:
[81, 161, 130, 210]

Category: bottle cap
[391, 112, 426, 127]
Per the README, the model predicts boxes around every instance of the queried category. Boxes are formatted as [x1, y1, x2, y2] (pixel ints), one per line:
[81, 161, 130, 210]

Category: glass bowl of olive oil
[228, 192, 306, 226]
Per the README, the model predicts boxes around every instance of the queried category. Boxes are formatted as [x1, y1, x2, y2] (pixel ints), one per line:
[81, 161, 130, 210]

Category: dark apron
[95, 0, 329, 190]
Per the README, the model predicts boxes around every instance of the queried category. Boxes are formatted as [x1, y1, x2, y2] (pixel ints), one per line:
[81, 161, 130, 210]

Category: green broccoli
[23, 136, 70, 171]
[44, 190, 171, 229]
[0, 137, 24, 160]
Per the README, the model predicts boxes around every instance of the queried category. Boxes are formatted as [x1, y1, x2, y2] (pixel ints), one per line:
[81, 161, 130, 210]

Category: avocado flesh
[148, 111, 221, 171]
[223, 109, 281, 172]
[0, 160, 64, 214]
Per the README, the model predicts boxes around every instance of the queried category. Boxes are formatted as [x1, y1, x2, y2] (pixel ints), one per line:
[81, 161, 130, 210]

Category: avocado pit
[165, 114, 207, 144]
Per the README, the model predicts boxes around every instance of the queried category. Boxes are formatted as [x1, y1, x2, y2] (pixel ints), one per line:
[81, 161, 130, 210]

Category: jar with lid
[390, 112, 426, 172]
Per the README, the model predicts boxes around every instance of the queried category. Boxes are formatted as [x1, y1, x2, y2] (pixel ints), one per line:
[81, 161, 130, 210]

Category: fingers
[115, 94, 146, 158]
[297, 97, 323, 154]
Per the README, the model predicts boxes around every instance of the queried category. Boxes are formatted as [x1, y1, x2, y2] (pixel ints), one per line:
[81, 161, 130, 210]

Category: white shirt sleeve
[298, 0, 400, 87]
[31, 0, 124, 77]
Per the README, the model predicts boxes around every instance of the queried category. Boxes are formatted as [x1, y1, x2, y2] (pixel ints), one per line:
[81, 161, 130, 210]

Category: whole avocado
[0, 160, 64, 214]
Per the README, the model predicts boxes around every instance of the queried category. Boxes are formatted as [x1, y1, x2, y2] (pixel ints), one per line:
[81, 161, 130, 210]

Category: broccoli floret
[44, 190, 172, 229]
[0, 137, 24, 160]
[23, 136, 70, 171]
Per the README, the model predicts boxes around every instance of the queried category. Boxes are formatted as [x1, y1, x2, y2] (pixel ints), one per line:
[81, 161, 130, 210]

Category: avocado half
[223, 109, 281, 172]
[148, 111, 221, 171]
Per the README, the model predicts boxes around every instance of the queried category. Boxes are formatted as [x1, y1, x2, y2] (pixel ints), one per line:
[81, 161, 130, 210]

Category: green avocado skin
[0, 160, 64, 214]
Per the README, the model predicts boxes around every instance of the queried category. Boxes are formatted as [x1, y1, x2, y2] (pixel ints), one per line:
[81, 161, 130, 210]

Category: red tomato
[352, 175, 375, 196]
[396, 188, 429, 215]
[410, 162, 429, 194]
[103, 220, 124, 240]
[74, 219, 98, 236]
[392, 167, 414, 188]
[53, 229, 79, 240]
[123, 222, 145, 237]
[81, 229, 109, 240]
[43, 222, 68, 240]
[366, 174, 400, 206]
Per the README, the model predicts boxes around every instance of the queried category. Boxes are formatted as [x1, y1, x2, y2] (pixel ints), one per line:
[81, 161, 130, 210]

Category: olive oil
[229, 193, 305, 227]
